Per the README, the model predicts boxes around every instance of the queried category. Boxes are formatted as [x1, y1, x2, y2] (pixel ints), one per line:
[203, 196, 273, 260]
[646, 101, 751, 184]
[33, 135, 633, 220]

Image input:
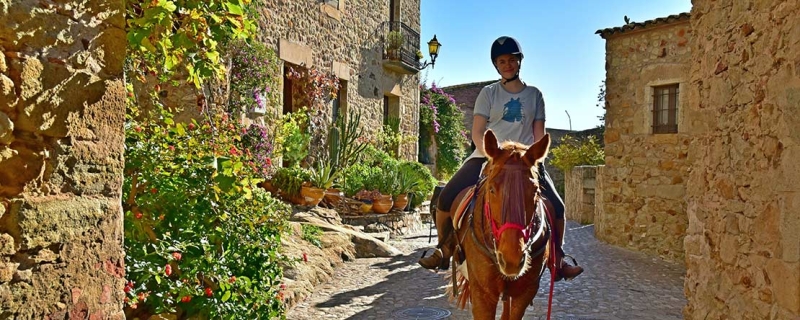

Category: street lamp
[419, 34, 441, 70]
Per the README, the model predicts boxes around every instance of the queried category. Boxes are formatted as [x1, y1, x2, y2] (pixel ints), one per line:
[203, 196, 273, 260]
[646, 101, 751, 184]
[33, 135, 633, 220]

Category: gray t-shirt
[466, 81, 546, 161]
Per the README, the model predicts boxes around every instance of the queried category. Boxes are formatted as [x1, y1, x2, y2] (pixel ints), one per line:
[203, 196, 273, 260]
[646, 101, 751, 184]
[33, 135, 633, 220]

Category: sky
[418, 0, 692, 131]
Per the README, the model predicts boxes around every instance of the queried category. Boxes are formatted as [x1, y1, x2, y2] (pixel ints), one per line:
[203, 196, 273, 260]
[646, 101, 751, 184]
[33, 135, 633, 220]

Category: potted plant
[306, 161, 336, 207]
[372, 167, 394, 214]
[354, 189, 381, 214]
[386, 30, 403, 60]
[393, 165, 420, 210]
[272, 166, 310, 205]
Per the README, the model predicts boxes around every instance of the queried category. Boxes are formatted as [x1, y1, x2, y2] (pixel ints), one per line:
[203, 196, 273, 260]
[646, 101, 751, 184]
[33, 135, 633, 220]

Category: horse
[439, 129, 555, 320]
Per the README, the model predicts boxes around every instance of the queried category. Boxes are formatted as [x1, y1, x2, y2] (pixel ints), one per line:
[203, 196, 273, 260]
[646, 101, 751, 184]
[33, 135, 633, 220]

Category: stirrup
[555, 254, 582, 282]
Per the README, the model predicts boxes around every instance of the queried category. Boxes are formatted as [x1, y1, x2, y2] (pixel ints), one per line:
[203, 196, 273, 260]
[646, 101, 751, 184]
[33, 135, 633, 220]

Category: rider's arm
[532, 90, 546, 143]
[533, 120, 545, 144]
[473, 115, 488, 154]
[473, 86, 491, 155]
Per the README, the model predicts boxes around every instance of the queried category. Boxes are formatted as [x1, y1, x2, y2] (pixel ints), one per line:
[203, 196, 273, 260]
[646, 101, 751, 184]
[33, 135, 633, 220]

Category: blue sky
[418, 0, 692, 131]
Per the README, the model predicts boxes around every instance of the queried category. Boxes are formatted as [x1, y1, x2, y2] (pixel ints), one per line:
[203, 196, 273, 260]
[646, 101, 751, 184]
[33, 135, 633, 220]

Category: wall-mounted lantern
[419, 35, 441, 70]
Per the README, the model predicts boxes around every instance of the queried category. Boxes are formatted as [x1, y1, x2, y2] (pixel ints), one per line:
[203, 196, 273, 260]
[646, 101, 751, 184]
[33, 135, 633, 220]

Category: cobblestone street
[287, 221, 687, 320]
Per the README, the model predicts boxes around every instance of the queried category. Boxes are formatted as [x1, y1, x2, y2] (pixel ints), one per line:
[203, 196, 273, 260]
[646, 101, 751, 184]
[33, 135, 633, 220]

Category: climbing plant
[419, 82, 468, 180]
[126, 0, 256, 87]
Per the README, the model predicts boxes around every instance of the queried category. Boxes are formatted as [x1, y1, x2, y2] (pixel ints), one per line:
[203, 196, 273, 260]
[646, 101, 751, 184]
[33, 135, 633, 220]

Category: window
[332, 80, 346, 123]
[282, 65, 293, 115]
[652, 84, 679, 134]
[383, 95, 390, 124]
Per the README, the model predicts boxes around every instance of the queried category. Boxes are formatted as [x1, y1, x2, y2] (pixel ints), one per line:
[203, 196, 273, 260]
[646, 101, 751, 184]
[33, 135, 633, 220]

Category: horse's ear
[524, 133, 551, 164]
[484, 129, 501, 159]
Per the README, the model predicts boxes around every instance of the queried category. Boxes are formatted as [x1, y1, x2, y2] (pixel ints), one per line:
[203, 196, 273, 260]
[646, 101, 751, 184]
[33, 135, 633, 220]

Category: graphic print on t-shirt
[502, 97, 524, 123]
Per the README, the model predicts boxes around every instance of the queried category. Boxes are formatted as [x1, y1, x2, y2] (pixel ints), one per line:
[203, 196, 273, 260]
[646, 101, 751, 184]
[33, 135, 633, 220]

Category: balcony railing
[381, 21, 420, 74]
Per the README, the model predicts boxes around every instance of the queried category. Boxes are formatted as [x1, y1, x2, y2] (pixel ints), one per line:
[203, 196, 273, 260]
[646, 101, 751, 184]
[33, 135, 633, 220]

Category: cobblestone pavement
[286, 221, 687, 320]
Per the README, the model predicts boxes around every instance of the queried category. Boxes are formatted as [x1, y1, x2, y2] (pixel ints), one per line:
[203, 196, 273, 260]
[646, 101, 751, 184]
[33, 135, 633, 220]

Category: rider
[418, 36, 584, 281]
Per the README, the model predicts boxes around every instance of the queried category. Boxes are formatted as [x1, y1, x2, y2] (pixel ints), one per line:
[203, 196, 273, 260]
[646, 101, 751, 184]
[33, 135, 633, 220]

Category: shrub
[549, 135, 605, 173]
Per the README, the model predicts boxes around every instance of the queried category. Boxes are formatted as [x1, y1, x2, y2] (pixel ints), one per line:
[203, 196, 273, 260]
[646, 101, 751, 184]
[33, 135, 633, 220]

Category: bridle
[462, 162, 548, 266]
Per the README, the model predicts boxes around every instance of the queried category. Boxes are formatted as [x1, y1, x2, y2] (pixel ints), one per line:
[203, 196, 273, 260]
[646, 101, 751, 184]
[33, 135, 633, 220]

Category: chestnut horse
[442, 129, 554, 320]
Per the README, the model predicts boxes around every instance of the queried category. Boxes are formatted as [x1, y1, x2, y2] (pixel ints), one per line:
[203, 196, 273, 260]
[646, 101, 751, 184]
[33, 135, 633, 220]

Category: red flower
[124, 286, 131, 293]
[265, 158, 272, 166]
[134, 126, 142, 133]
[172, 252, 182, 261]
[302, 253, 308, 262]
[164, 264, 172, 276]
[279, 283, 286, 290]
[188, 123, 196, 130]
[168, 145, 175, 152]
[134, 212, 143, 219]
[181, 296, 191, 303]
[205, 287, 213, 297]
[150, 188, 157, 194]
[229, 276, 236, 283]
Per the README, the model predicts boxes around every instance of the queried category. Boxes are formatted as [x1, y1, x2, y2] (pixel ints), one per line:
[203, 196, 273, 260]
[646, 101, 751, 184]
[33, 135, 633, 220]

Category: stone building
[0, 0, 127, 318]
[256, 0, 425, 160]
[683, 1, 799, 318]
[595, 13, 692, 263]
[596, 2, 800, 318]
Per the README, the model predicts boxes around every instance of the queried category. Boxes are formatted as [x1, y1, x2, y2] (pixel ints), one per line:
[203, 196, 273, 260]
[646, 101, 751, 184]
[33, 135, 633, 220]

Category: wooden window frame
[652, 84, 679, 134]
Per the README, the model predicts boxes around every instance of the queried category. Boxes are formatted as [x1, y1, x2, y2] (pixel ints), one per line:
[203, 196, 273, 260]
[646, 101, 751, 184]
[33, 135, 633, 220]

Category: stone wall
[256, 0, 422, 160]
[598, 19, 692, 262]
[565, 166, 597, 224]
[683, 1, 800, 318]
[0, 0, 126, 318]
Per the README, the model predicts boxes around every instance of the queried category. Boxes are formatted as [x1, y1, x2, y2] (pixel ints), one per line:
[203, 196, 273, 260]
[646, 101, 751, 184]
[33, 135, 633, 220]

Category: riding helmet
[490, 36, 524, 64]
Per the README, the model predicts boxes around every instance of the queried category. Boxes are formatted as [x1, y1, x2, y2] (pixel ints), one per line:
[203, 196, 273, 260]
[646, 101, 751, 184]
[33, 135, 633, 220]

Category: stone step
[364, 231, 390, 242]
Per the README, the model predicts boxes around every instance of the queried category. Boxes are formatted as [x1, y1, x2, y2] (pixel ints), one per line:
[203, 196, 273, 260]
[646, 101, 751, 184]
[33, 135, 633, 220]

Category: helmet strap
[499, 61, 522, 85]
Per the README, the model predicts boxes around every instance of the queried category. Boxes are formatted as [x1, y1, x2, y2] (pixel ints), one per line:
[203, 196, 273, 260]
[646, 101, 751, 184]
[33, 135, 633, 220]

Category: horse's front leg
[506, 264, 545, 319]
[470, 283, 500, 320]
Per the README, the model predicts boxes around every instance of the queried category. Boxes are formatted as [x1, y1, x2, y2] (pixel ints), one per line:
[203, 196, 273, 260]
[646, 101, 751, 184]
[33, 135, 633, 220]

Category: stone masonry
[255, 0, 422, 160]
[565, 165, 597, 224]
[0, 0, 126, 319]
[596, 14, 692, 263]
[683, 0, 800, 318]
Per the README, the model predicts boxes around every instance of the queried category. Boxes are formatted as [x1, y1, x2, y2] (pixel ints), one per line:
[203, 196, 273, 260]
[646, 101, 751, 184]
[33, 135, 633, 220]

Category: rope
[544, 201, 557, 320]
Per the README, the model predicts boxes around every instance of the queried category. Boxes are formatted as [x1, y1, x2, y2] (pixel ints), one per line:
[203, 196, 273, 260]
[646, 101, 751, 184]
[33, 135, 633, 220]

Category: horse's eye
[489, 186, 495, 194]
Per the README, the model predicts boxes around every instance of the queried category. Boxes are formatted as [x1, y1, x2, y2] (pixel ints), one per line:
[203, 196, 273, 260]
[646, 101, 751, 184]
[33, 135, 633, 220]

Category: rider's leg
[539, 163, 584, 281]
[418, 158, 486, 270]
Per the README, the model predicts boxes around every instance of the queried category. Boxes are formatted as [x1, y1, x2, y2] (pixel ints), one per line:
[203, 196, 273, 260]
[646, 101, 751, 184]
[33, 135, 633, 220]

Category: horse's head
[479, 129, 550, 278]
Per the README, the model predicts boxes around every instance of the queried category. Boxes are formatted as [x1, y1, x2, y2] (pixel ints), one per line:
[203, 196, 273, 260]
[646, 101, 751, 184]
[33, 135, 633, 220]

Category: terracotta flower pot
[323, 188, 344, 206]
[300, 186, 325, 207]
[371, 194, 393, 214]
[392, 194, 409, 210]
[259, 180, 278, 194]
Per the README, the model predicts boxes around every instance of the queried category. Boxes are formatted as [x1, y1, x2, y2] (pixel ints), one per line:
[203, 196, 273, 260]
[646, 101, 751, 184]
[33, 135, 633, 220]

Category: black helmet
[490, 36, 524, 64]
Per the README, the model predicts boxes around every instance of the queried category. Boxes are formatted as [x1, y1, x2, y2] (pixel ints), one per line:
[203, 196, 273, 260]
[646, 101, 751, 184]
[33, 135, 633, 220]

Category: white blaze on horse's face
[482, 130, 551, 278]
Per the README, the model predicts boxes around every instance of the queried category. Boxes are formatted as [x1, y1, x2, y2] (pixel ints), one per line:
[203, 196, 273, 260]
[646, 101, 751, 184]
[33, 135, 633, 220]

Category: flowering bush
[240, 123, 275, 179]
[123, 92, 292, 318]
[227, 39, 282, 115]
[419, 82, 468, 180]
